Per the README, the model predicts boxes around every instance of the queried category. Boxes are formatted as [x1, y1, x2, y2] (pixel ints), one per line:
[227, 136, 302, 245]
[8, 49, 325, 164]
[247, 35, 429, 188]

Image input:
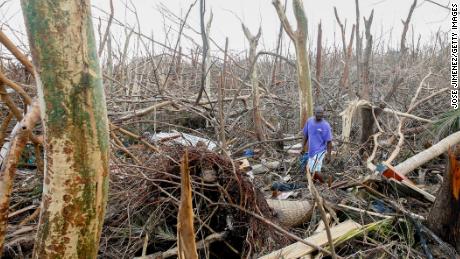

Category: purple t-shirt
[303, 117, 332, 158]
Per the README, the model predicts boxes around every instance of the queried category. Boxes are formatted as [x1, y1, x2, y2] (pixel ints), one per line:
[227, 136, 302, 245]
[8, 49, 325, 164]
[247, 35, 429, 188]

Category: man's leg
[313, 171, 324, 183]
[308, 156, 318, 181]
[312, 151, 326, 183]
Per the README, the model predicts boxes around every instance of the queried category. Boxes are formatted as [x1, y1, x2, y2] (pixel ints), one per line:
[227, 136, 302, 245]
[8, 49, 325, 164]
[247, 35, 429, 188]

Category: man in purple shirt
[302, 106, 332, 183]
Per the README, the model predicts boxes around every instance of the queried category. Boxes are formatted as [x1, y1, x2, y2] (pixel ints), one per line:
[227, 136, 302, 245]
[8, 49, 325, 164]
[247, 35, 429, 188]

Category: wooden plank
[384, 163, 435, 202]
[395, 179, 436, 202]
[258, 220, 362, 259]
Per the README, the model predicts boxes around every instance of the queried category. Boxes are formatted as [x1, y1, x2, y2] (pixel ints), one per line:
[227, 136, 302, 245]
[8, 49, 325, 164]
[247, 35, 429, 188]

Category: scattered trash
[237, 158, 251, 172]
[251, 161, 281, 174]
[271, 182, 306, 192]
[243, 149, 254, 158]
[376, 163, 436, 202]
[370, 200, 394, 214]
[246, 171, 255, 181]
[274, 191, 298, 200]
[281, 174, 291, 182]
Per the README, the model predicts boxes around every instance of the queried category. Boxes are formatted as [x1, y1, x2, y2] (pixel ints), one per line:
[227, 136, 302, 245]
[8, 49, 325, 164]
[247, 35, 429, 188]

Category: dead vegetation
[0, 0, 459, 258]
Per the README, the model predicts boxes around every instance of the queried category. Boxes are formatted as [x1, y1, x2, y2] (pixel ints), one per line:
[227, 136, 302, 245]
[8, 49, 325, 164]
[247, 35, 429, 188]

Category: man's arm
[302, 135, 309, 153]
[302, 121, 309, 154]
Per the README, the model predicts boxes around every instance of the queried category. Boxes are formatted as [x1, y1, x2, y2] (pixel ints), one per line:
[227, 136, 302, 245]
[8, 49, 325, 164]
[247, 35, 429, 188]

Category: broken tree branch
[0, 70, 33, 105]
[306, 167, 337, 259]
[0, 83, 23, 121]
[272, 0, 295, 40]
[0, 30, 34, 75]
[117, 100, 173, 121]
[98, 0, 114, 57]
[385, 71, 432, 164]
[400, 0, 417, 55]
[0, 101, 40, 252]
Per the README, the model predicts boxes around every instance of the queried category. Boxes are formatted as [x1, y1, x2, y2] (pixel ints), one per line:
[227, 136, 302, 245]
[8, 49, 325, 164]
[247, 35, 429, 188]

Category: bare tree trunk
[269, 0, 286, 88]
[21, 0, 110, 257]
[204, 12, 213, 100]
[355, 0, 362, 92]
[359, 10, 374, 156]
[427, 146, 460, 252]
[361, 10, 373, 100]
[400, 0, 417, 55]
[176, 46, 183, 82]
[218, 38, 228, 149]
[341, 25, 355, 97]
[195, 0, 209, 104]
[295, 38, 313, 127]
[97, 0, 114, 57]
[273, 0, 314, 127]
[333, 7, 347, 58]
[334, 7, 356, 98]
[384, 0, 417, 103]
[315, 21, 322, 100]
[242, 24, 264, 141]
[106, 30, 114, 91]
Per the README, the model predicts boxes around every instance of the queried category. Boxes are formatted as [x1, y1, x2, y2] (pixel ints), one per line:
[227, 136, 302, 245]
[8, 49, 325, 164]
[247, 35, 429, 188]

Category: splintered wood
[177, 150, 198, 259]
[259, 220, 362, 259]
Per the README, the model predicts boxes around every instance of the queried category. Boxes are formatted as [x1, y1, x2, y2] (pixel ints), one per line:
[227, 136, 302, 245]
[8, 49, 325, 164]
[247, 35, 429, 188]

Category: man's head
[314, 106, 324, 121]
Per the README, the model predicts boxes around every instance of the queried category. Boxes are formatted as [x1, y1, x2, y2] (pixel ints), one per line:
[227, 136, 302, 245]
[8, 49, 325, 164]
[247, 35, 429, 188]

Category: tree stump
[427, 145, 460, 252]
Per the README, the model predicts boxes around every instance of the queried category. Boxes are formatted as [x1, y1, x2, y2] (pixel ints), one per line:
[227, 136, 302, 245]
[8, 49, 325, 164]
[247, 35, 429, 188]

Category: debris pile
[4, 142, 289, 258]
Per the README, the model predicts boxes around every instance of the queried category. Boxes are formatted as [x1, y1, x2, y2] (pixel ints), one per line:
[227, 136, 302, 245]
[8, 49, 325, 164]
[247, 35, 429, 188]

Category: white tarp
[147, 131, 217, 150]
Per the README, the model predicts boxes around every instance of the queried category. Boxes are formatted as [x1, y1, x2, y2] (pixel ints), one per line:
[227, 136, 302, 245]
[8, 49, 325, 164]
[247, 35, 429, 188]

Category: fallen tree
[394, 131, 460, 176]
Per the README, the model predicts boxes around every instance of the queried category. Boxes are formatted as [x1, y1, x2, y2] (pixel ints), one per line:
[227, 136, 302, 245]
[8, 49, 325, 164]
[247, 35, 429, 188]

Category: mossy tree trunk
[273, 0, 314, 127]
[21, 0, 110, 258]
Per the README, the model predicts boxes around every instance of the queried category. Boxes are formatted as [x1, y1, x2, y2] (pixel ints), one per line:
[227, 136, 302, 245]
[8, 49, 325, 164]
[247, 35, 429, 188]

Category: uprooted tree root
[4, 144, 288, 258]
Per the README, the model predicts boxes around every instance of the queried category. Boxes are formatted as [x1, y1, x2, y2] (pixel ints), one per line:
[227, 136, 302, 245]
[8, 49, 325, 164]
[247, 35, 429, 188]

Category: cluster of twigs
[101, 143, 286, 258]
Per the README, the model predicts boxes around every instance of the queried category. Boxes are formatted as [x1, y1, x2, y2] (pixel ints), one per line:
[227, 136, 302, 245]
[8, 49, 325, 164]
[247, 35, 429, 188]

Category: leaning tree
[21, 0, 110, 257]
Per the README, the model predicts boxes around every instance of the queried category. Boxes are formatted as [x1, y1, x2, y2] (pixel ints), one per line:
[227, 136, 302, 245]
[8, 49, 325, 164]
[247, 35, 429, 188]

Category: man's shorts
[307, 151, 326, 173]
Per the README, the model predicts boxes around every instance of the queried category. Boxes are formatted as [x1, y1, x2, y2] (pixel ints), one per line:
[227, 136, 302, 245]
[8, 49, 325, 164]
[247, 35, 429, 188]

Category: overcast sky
[0, 0, 452, 55]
